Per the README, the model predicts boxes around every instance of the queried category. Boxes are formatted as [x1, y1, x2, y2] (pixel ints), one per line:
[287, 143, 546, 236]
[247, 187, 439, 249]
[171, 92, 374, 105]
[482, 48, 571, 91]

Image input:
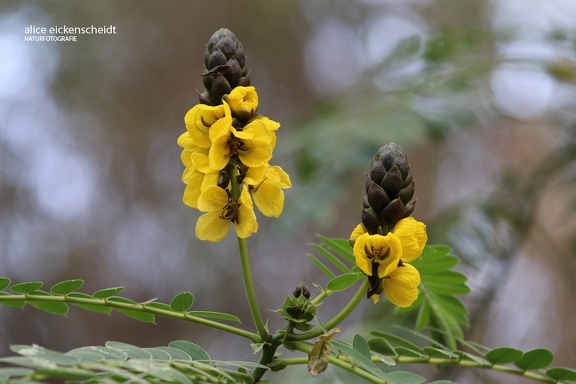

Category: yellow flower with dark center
[244, 164, 291, 217]
[208, 101, 275, 171]
[195, 185, 257, 242]
[350, 217, 427, 307]
[353, 233, 402, 279]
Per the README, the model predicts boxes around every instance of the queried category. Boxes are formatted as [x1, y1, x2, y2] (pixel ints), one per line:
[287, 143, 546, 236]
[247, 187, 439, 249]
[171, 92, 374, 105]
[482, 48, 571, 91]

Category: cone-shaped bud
[200, 28, 251, 105]
[361, 143, 416, 233]
[293, 283, 311, 300]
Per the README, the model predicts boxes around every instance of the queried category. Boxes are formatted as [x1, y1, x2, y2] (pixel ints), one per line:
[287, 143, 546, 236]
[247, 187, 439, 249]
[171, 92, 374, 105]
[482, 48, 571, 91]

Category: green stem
[0, 293, 260, 342]
[237, 236, 269, 340]
[287, 279, 369, 342]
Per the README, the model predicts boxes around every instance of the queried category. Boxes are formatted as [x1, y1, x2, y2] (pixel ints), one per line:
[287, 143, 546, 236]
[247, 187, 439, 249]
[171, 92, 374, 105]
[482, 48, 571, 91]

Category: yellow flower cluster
[350, 217, 427, 307]
[178, 86, 291, 242]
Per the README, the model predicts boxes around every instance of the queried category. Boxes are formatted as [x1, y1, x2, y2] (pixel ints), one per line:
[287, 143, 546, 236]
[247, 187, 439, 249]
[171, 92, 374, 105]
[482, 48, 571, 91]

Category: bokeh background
[1, 0, 576, 382]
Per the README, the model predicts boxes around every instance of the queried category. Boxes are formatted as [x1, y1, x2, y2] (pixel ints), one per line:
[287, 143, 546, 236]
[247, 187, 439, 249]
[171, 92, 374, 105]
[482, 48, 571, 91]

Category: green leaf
[332, 339, 386, 379]
[186, 310, 241, 322]
[514, 348, 554, 370]
[50, 279, 84, 295]
[485, 347, 524, 364]
[106, 296, 155, 323]
[313, 240, 350, 272]
[169, 340, 210, 361]
[92, 287, 124, 298]
[0, 277, 11, 291]
[371, 331, 425, 355]
[11, 282, 43, 294]
[170, 292, 194, 312]
[307, 254, 337, 279]
[11, 345, 79, 366]
[317, 236, 356, 264]
[352, 334, 371, 360]
[0, 367, 33, 380]
[67, 292, 112, 313]
[0, 292, 25, 308]
[155, 346, 192, 361]
[428, 381, 458, 384]
[26, 291, 69, 315]
[144, 302, 173, 312]
[423, 347, 458, 359]
[368, 337, 397, 356]
[387, 370, 426, 384]
[326, 273, 360, 291]
[105, 341, 153, 359]
[546, 367, 576, 381]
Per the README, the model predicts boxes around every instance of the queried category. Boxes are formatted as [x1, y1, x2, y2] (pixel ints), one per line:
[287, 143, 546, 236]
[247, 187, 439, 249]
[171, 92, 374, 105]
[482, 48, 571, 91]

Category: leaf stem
[287, 279, 369, 342]
[0, 294, 260, 342]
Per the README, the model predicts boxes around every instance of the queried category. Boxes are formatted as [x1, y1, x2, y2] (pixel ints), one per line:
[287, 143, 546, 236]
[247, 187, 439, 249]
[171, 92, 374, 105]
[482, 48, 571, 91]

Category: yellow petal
[185, 104, 226, 149]
[234, 186, 258, 238]
[197, 185, 229, 212]
[350, 224, 367, 241]
[393, 217, 427, 262]
[195, 211, 230, 242]
[376, 233, 402, 278]
[183, 172, 205, 208]
[383, 263, 421, 308]
[208, 132, 232, 171]
[253, 180, 284, 217]
[225, 86, 258, 116]
[352, 233, 374, 276]
[252, 115, 281, 131]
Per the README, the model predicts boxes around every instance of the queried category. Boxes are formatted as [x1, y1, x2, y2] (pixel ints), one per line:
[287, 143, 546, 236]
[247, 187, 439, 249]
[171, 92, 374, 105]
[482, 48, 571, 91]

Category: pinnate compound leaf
[92, 286, 124, 298]
[514, 348, 554, 370]
[0, 277, 11, 290]
[105, 341, 153, 359]
[312, 241, 349, 273]
[308, 328, 340, 377]
[169, 340, 210, 361]
[50, 279, 84, 295]
[485, 347, 524, 364]
[11, 281, 43, 294]
[11, 345, 79, 366]
[0, 367, 33, 380]
[332, 339, 386, 380]
[170, 292, 194, 312]
[326, 273, 361, 291]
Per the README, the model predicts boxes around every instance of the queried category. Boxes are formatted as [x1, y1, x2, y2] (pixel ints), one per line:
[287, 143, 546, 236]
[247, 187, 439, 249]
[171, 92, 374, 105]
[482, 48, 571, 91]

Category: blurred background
[1, 0, 576, 382]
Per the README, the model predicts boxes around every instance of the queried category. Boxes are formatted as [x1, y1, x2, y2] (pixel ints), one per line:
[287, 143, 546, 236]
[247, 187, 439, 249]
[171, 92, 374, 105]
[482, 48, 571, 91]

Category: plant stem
[0, 293, 260, 342]
[238, 236, 269, 341]
[287, 279, 369, 342]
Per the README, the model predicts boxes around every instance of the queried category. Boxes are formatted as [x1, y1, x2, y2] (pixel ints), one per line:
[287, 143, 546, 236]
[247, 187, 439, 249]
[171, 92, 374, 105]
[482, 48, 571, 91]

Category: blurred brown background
[1, 0, 576, 382]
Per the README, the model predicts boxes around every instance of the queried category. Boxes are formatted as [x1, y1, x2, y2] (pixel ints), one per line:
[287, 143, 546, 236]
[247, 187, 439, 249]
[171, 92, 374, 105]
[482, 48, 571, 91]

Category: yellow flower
[184, 104, 226, 149]
[353, 232, 402, 279]
[350, 217, 427, 306]
[223, 86, 258, 120]
[208, 101, 275, 171]
[195, 185, 257, 242]
[244, 164, 291, 217]
[382, 263, 421, 307]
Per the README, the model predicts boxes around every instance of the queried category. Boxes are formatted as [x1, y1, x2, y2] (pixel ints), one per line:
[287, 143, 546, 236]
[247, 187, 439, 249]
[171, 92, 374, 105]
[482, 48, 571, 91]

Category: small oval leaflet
[50, 279, 85, 295]
[170, 292, 194, 312]
[326, 273, 360, 292]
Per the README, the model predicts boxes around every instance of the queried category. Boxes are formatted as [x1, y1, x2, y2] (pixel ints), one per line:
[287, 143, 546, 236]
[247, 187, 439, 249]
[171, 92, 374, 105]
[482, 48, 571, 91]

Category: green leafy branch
[0, 340, 261, 384]
[0, 277, 260, 343]
[283, 332, 576, 384]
